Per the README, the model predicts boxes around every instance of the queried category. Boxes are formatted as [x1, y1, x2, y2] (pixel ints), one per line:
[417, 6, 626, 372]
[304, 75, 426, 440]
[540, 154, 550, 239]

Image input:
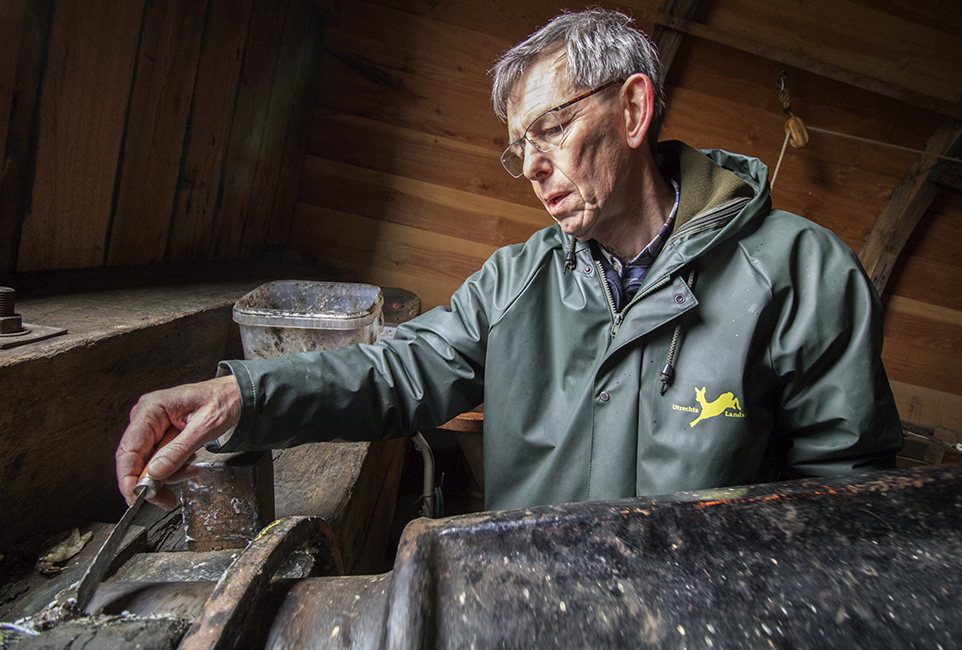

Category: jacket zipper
[599, 259, 672, 339]
[666, 197, 749, 244]
[595, 197, 748, 338]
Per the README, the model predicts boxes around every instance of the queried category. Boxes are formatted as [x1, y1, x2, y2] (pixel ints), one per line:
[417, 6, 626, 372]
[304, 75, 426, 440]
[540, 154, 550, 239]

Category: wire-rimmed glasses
[500, 80, 623, 177]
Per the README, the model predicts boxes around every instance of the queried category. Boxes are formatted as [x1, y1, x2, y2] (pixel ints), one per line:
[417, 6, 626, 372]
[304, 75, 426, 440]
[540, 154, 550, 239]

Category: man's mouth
[546, 192, 571, 210]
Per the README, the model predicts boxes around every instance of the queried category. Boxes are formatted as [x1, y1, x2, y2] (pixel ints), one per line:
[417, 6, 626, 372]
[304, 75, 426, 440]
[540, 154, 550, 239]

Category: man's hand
[116, 375, 242, 510]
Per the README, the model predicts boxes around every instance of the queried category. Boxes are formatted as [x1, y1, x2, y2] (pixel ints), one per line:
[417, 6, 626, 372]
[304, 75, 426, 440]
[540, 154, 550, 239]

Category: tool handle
[135, 426, 179, 500]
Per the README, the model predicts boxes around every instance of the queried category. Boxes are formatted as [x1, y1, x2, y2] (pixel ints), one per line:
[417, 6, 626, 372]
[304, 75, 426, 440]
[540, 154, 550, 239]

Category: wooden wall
[0, 0, 323, 273]
[1, 0, 960, 433]
[289, 0, 962, 431]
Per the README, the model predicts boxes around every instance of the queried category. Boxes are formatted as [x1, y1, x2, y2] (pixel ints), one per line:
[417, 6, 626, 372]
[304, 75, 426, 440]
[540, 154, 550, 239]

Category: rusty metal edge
[177, 516, 343, 650]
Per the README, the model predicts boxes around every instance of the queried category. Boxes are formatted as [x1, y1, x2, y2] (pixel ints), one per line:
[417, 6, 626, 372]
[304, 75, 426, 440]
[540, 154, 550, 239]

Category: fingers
[116, 376, 241, 509]
[141, 455, 201, 511]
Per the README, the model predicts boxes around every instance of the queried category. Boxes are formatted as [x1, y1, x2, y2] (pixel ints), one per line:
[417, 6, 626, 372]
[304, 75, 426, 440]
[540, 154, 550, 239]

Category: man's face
[506, 49, 633, 243]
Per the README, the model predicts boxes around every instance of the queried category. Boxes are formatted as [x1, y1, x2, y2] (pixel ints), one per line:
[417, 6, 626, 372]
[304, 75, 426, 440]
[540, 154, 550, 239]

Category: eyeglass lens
[501, 111, 564, 177]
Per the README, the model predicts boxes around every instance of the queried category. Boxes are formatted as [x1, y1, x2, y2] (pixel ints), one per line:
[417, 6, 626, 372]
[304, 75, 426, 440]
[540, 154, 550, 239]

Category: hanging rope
[770, 70, 962, 188]
[804, 125, 962, 164]
[771, 70, 809, 189]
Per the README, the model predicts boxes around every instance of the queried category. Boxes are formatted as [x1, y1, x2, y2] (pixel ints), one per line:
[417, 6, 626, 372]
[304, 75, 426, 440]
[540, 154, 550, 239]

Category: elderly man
[117, 9, 902, 513]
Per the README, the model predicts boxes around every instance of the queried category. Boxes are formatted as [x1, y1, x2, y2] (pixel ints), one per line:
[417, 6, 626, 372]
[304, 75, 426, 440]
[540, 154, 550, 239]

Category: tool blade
[74, 489, 146, 613]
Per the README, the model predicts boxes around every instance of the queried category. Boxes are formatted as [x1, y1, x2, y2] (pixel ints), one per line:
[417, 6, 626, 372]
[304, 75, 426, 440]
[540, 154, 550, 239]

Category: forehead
[506, 47, 579, 137]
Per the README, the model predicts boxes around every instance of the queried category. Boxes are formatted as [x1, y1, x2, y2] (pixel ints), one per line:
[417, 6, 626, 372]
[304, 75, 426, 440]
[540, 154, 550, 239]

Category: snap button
[599, 391, 610, 402]
[674, 294, 686, 304]
[584, 265, 593, 275]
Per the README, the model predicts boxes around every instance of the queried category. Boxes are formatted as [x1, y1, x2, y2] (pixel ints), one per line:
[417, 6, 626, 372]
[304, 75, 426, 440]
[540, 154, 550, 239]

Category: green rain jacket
[214, 141, 903, 511]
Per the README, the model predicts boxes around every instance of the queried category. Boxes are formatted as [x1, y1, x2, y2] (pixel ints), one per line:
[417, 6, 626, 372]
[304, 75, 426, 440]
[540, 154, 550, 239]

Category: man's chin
[555, 215, 586, 239]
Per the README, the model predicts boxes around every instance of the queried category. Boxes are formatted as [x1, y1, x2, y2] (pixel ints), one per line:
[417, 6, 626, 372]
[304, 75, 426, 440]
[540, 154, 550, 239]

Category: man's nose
[522, 143, 552, 180]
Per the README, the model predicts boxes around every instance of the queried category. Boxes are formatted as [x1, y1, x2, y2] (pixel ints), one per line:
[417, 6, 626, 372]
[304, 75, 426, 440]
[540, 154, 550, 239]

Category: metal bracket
[0, 323, 68, 349]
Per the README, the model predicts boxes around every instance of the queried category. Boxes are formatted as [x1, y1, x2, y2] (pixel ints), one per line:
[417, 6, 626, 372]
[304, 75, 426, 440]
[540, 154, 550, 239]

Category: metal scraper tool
[73, 428, 177, 614]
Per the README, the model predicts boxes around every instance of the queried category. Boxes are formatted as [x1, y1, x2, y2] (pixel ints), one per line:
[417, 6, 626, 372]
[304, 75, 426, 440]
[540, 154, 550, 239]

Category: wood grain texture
[690, 0, 962, 107]
[106, 0, 207, 266]
[266, 3, 324, 248]
[891, 380, 962, 430]
[245, 0, 319, 256]
[0, 0, 26, 164]
[308, 113, 541, 209]
[290, 204, 497, 309]
[651, 0, 701, 74]
[211, 0, 287, 260]
[0, 0, 49, 272]
[298, 156, 548, 249]
[167, 0, 253, 262]
[859, 119, 962, 293]
[0, 286, 248, 549]
[16, 0, 144, 271]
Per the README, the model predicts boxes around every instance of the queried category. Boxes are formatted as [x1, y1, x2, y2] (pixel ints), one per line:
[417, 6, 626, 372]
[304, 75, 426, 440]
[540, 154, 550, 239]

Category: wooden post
[858, 119, 962, 295]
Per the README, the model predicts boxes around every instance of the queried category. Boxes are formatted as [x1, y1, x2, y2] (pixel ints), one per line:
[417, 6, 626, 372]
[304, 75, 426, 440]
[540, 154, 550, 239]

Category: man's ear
[623, 74, 654, 150]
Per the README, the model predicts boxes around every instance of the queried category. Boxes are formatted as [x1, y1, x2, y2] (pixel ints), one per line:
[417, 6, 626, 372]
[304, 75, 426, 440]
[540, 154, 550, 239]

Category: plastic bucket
[232, 280, 383, 359]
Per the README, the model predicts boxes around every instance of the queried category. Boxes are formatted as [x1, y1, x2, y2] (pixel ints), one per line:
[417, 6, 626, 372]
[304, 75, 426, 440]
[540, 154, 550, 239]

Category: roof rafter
[858, 119, 962, 295]
[635, 7, 962, 122]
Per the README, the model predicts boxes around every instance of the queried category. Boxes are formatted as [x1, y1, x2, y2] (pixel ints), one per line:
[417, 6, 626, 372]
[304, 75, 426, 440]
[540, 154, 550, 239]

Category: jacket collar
[656, 141, 759, 231]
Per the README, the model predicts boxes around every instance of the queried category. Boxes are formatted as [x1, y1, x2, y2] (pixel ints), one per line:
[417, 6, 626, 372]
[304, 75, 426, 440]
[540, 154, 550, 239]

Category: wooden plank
[308, 113, 541, 209]
[0, 0, 50, 272]
[890, 380, 962, 431]
[244, 0, 319, 256]
[16, 0, 145, 271]
[267, 3, 324, 248]
[106, 0, 207, 266]
[325, 0, 501, 96]
[291, 203, 496, 282]
[364, 0, 656, 49]
[315, 54, 501, 150]
[211, 0, 288, 260]
[0, 0, 27, 163]
[273, 440, 406, 574]
[887, 256, 962, 313]
[883, 305, 962, 359]
[930, 161, 962, 192]
[315, 6, 506, 149]
[881, 335, 962, 396]
[858, 119, 962, 294]
[0, 283, 250, 550]
[182, 449, 275, 552]
[663, 33, 945, 157]
[298, 156, 549, 249]
[167, 0, 253, 263]
[886, 295, 962, 329]
[697, 0, 962, 106]
[634, 5, 962, 121]
[877, 188, 962, 269]
[289, 203, 495, 309]
[651, 0, 701, 74]
[663, 80, 917, 251]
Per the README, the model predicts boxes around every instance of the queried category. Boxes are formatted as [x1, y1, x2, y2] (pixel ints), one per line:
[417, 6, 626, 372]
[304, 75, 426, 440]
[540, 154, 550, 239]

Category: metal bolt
[0, 286, 24, 334]
[0, 287, 14, 316]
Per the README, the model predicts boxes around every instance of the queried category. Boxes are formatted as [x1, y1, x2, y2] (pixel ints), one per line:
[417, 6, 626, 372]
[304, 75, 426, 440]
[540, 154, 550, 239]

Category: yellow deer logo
[690, 386, 742, 427]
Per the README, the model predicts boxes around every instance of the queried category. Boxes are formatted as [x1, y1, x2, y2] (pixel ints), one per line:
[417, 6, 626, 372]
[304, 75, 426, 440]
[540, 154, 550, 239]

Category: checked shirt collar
[593, 177, 680, 312]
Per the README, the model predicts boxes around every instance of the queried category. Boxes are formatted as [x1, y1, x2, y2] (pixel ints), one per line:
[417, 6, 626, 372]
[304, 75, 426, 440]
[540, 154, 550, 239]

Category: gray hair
[490, 8, 665, 142]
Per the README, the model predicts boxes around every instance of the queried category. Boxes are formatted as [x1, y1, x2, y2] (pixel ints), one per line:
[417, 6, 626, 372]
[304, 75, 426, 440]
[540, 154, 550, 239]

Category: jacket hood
[660, 141, 772, 254]
[560, 142, 775, 274]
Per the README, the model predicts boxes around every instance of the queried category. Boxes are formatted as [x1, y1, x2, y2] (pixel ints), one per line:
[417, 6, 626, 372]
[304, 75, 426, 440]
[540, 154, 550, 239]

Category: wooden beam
[930, 161, 962, 193]
[650, 0, 700, 75]
[634, 7, 962, 122]
[859, 119, 962, 295]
